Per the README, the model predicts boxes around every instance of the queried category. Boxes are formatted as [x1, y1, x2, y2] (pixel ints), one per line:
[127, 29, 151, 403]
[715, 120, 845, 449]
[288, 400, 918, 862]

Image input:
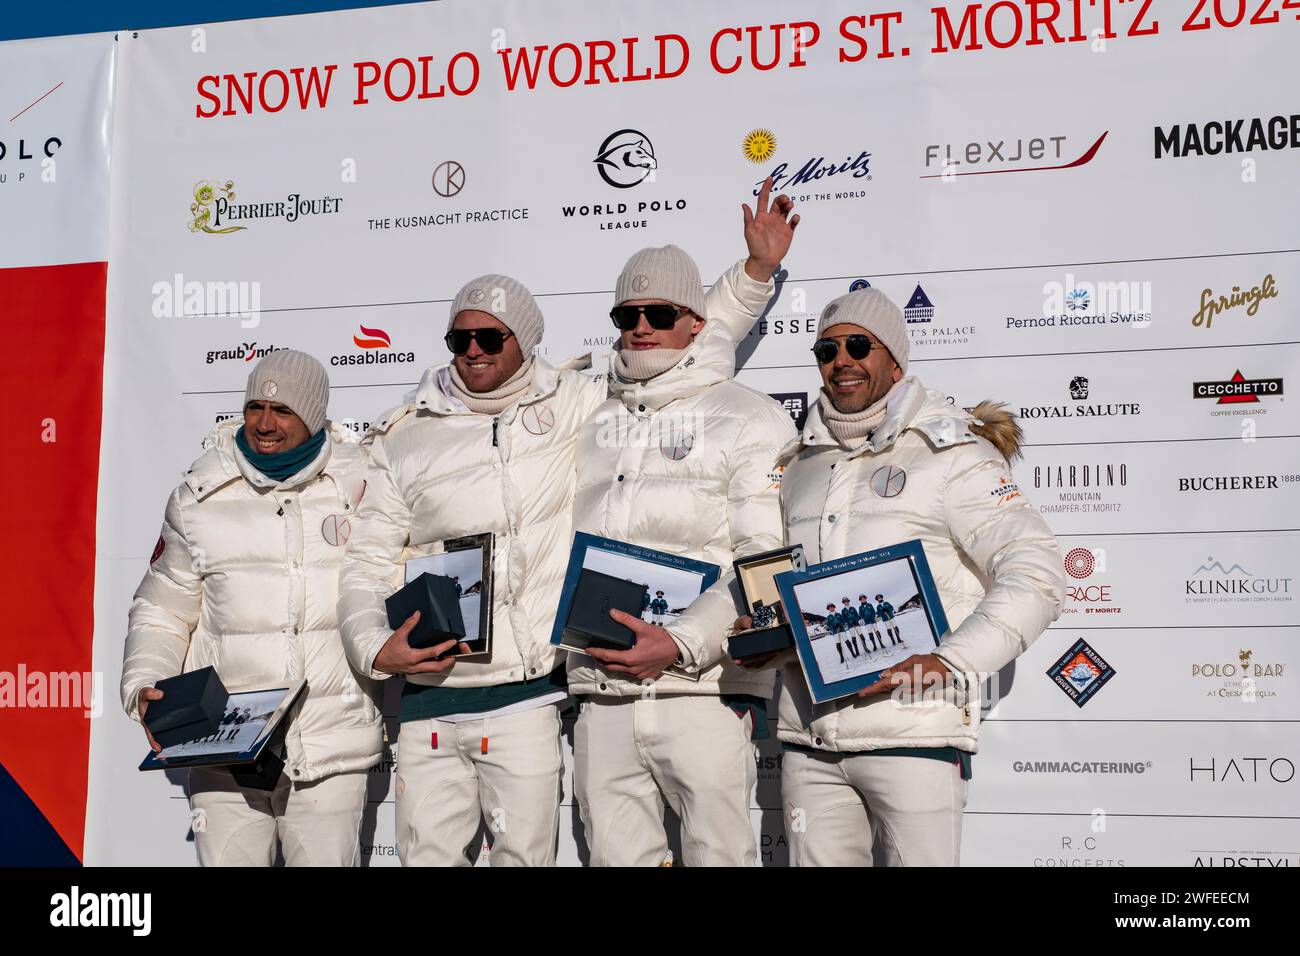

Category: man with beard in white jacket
[337, 182, 799, 866]
[737, 288, 1064, 866]
[122, 350, 381, 866]
[569, 244, 799, 867]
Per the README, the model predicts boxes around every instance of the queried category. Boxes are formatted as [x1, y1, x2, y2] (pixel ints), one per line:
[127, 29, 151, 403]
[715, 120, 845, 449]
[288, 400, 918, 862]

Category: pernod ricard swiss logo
[189, 179, 343, 234]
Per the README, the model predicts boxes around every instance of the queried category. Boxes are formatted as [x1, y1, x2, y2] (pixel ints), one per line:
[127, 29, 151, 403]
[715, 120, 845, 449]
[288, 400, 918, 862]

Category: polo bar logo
[869, 465, 906, 498]
[353, 326, 392, 349]
[594, 129, 658, 188]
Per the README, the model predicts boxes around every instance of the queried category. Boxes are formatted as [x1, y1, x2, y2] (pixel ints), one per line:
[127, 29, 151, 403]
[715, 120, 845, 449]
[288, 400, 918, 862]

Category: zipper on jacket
[492, 417, 499, 447]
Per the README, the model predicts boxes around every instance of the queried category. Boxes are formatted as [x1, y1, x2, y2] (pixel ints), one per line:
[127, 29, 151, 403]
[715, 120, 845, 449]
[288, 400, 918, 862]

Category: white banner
[89, 0, 1300, 865]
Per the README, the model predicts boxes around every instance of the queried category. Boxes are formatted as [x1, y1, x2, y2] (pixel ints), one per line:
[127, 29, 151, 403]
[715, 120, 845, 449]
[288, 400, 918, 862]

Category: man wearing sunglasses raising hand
[338, 179, 798, 866]
[750, 288, 1063, 866]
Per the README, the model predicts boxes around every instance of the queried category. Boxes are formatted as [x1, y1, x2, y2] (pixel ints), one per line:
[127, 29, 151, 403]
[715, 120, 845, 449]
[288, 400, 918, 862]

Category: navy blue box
[144, 667, 228, 749]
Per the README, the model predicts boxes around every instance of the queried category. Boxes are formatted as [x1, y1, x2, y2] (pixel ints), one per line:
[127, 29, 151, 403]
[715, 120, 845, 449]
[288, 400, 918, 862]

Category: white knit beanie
[244, 349, 330, 435]
[817, 288, 910, 374]
[614, 245, 709, 317]
[449, 274, 545, 357]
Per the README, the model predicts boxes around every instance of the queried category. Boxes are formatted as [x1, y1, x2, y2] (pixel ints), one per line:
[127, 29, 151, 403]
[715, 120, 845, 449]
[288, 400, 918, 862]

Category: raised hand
[742, 176, 800, 280]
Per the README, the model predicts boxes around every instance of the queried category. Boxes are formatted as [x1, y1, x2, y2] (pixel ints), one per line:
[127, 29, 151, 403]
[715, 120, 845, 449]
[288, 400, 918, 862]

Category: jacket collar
[185, 419, 358, 502]
[409, 355, 563, 417]
[798, 376, 979, 459]
[607, 329, 732, 413]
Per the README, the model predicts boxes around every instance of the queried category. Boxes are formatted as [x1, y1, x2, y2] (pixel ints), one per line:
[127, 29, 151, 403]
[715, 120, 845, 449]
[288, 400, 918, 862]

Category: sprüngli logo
[1192, 274, 1278, 330]
[595, 129, 658, 188]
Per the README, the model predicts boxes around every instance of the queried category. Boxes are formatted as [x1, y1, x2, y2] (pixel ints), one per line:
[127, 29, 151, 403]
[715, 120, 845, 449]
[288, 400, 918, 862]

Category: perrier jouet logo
[189, 180, 247, 234]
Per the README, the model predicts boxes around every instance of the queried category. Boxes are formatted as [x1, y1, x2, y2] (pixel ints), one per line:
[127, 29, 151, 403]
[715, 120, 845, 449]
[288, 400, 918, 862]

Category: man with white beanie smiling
[122, 349, 380, 866]
[567, 221, 800, 866]
[738, 287, 1065, 866]
[338, 180, 798, 866]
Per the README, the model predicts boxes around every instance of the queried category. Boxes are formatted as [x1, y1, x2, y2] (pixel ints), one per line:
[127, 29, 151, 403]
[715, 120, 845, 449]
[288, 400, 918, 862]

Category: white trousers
[575, 695, 757, 867]
[187, 767, 367, 867]
[782, 747, 968, 866]
[394, 705, 563, 867]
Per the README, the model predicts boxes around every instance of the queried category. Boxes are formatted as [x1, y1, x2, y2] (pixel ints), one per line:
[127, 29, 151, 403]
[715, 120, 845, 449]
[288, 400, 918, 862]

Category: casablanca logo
[903, 284, 935, 324]
[742, 128, 778, 164]
[1065, 288, 1090, 312]
[189, 180, 246, 234]
[594, 129, 658, 188]
[1046, 638, 1116, 707]
[1069, 376, 1089, 400]
[331, 325, 414, 367]
[353, 325, 392, 349]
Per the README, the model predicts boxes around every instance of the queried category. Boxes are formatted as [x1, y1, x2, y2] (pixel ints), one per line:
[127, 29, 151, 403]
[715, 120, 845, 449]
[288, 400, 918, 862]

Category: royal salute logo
[1019, 378, 1140, 420]
[189, 178, 343, 233]
[1046, 637, 1115, 707]
[330, 325, 414, 366]
[1191, 274, 1278, 330]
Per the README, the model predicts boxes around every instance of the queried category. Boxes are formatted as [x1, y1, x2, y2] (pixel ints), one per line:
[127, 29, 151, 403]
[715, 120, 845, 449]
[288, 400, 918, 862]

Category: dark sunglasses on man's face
[609, 303, 690, 331]
[812, 334, 874, 364]
[445, 327, 515, 355]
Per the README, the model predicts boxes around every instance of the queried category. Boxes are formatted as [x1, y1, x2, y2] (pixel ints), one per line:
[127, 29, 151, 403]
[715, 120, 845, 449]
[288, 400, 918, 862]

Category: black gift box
[728, 545, 806, 661]
[386, 572, 467, 652]
[564, 569, 648, 651]
[229, 745, 286, 792]
[144, 667, 229, 749]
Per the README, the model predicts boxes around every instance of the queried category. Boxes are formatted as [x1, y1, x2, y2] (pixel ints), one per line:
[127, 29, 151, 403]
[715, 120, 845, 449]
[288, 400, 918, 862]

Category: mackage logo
[1155, 114, 1300, 159]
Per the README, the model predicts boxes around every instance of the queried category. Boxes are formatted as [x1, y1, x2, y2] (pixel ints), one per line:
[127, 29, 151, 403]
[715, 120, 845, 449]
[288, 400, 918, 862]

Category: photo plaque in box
[727, 545, 806, 660]
[402, 533, 494, 658]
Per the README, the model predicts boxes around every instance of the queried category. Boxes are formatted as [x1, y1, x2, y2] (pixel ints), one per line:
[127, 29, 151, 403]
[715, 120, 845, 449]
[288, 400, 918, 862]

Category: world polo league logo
[594, 129, 658, 188]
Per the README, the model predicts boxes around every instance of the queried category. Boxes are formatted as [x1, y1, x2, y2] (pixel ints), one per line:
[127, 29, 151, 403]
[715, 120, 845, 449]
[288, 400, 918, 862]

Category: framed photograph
[138, 680, 306, 772]
[774, 539, 951, 704]
[405, 533, 494, 657]
[550, 532, 720, 655]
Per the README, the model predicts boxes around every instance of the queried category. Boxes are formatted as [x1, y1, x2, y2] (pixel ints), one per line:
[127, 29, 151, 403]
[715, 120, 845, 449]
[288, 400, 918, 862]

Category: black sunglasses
[812, 334, 874, 364]
[444, 328, 515, 355]
[610, 303, 691, 331]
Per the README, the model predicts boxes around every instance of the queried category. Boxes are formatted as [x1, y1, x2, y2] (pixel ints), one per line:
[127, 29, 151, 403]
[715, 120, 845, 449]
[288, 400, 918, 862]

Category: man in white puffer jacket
[764, 288, 1065, 866]
[122, 350, 381, 867]
[568, 244, 799, 867]
[337, 183, 797, 867]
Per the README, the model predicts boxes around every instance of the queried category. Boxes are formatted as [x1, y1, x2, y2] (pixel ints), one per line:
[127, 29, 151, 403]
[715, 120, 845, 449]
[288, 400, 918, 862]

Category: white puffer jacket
[567, 333, 798, 698]
[338, 259, 775, 691]
[121, 419, 382, 783]
[776, 377, 1065, 753]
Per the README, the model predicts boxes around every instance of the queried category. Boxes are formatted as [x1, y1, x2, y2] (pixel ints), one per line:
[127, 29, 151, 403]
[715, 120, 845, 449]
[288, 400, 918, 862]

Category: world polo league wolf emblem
[869, 464, 906, 497]
[594, 129, 658, 188]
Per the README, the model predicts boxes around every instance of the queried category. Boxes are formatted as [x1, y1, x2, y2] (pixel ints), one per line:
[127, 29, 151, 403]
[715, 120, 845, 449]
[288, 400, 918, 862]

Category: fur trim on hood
[968, 401, 1022, 461]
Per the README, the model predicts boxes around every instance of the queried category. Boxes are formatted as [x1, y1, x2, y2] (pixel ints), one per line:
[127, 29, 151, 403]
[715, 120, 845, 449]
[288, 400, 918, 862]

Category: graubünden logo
[205, 342, 287, 365]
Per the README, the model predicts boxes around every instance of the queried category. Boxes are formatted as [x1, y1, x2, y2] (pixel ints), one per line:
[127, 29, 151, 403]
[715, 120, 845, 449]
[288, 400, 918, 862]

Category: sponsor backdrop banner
[87, 0, 1298, 865]
[0, 32, 116, 865]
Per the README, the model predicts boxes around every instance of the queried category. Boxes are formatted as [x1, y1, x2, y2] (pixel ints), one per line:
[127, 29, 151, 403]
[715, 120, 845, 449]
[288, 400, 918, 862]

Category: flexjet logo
[922, 131, 1107, 178]
[1155, 114, 1300, 159]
